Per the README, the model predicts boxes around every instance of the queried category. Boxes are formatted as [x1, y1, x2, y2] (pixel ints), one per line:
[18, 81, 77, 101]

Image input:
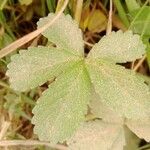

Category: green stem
[113, 0, 130, 27]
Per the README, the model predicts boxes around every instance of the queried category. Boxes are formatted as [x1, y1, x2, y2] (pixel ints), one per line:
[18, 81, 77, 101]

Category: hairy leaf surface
[86, 59, 150, 120]
[88, 30, 145, 63]
[32, 62, 91, 143]
[6, 12, 150, 146]
[68, 120, 125, 150]
[7, 46, 80, 91]
[37, 13, 84, 56]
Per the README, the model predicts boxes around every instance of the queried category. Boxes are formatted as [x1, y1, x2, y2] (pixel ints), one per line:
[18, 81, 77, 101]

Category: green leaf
[86, 59, 150, 120]
[6, 12, 150, 146]
[129, 6, 150, 37]
[7, 46, 80, 91]
[88, 30, 145, 63]
[68, 120, 125, 150]
[37, 13, 84, 56]
[32, 62, 91, 143]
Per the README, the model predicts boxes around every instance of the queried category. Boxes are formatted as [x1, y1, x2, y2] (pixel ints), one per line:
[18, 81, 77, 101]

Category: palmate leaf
[6, 12, 150, 148]
[86, 59, 150, 120]
[7, 46, 80, 91]
[68, 120, 125, 150]
[32, 62, 91, 143]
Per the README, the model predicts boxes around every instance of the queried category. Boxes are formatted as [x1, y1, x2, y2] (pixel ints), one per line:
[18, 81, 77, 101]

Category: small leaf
[126, 119, 150, 142]
[68, 120, 125, 150]
[86, 59, 150, 120]
[88, 30, 145, 63]
[7, 46, 80, 91]
[32, 62, 91, 143]
[37, 13, 84, 56]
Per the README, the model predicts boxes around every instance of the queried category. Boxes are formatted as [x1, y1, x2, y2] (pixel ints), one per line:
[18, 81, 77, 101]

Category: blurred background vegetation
[0, 0, 150, 149]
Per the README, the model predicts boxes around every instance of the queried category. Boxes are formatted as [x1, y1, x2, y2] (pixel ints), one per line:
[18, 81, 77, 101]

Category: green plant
[6, 13, 150, 149]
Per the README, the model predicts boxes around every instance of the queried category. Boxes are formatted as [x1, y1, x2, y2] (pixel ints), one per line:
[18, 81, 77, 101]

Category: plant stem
[106, 0, 113, 35]
[133, 54, 146, 71]
[0, 121, 11, 140]
[74, 0, 83, 24]
[0, 140, 67, 150]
